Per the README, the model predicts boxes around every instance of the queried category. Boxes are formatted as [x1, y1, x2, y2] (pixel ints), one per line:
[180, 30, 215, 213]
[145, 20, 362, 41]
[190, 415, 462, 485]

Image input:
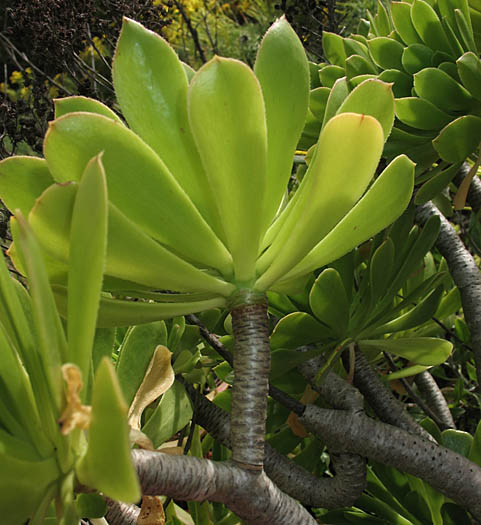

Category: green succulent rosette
[313, 0, 481, 205]
[0, 17, 414, 327]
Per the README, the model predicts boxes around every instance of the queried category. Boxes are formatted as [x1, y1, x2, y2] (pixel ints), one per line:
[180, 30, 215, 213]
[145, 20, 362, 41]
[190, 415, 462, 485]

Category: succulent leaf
[112, 19, 224, 240]
[254, 16, 310, 230]
[0, 157, 53, 217]
[54, 96, 124, 122]
[256, 113, 385, 290]
[28, 182, 234, 296]
[433, 114, 481, 161]
[76, 358, 140, 502]
[188, 56, 267, 284]
[67, 154, 108, 392]
[279, 155, 415, 283]
[43, 112, 233, 275]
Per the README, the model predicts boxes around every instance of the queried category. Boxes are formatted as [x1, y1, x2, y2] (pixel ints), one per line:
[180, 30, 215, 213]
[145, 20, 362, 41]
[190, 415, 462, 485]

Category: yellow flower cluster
[79, 35, 108, 62]
[9, 70, 23, 85]
[2, 69, 35, 102]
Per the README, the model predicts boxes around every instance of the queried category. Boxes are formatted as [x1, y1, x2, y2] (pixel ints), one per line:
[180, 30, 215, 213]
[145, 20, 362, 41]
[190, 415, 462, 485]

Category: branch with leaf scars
[182, 380, 366, 508]
[383, 352, 453, 430]
[414, 370, 456, 429]
[416, 201, 481, 383]
[353, 347, 434, 440]
[132, 450, 316, 525]
[105, 499, 139, 524]
[301, 404, 481, 520]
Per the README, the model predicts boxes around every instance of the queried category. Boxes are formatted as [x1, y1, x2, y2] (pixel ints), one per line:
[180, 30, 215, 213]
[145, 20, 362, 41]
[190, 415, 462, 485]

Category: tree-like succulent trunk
[228, 289, 270, 470]
[106, 290, 317, 524]
[187, 380, 367, 509]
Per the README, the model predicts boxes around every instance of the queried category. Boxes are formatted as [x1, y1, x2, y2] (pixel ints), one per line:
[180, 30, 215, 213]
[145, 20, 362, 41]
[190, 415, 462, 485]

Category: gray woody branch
[132, 450, 316, 525]
[189, 382, 366, 508]
[414, 370, 456, 429]
[105, 499, 139, 524]
[301, 404, 481, 520]
[352, 348, 435, 440]
[416, 201, 481, 382]
[299, 356, 481, 519]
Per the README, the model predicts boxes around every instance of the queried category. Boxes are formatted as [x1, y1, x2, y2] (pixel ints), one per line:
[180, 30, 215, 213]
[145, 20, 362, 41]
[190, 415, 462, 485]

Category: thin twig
[0, 33, 73, 95]
[172, 0, 207, 62]
[383, 352, 449, 429]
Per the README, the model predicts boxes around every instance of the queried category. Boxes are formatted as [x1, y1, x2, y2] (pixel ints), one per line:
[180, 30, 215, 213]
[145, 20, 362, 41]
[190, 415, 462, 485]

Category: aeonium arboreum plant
[0, 17, 414, 321]
[0, 16, 415, 521]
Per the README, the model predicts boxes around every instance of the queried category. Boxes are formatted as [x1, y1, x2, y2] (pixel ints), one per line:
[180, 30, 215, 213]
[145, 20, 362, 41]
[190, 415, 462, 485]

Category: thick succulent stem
[414, 370, 456, 429]
[132, 450, 316, 524]
[301, 405, 481, 520]
[228, 289, 270, 470]
[186, 381, 366, 508]
[298, 355, 364, 412]
[353, 348, 434, 440]
[416, 202, 481, 383]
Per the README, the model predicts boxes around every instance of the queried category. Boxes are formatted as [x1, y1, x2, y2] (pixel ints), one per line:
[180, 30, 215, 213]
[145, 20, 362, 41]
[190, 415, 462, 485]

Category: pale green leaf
[43, 112, 233, 277]
[67, 154, 108, 395]
[336, 79, 395, 141]
[112, 19, 223, 238]
[0, 157, 53, 216]
[14, 214, 67, 412]
[54, 96, 123, 122]
[76, 357, 140, 502]
[279, 155, 414, 282]
[255, 16, 310, 229]
[188, 57, 267, 283]
[28, 182, 235, 296]
[53, 285, 227, 328]
[256, 113, 384, 290]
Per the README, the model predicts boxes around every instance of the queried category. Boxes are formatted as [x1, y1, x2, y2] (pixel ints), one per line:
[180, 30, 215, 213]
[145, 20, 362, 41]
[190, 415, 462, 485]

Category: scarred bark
[132, 450, 316, 525]
[104, 291, 318, 524]
[353, 348, 435, 440]
[416, 202, 481, 382]
[415, 370, 456, 429]
[301, 404, 481, 520]
[228, 289, 270, 469]
[298, 355, 364, 412]
[188, 381, 367, 508]
[105, 499, 140, 524]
